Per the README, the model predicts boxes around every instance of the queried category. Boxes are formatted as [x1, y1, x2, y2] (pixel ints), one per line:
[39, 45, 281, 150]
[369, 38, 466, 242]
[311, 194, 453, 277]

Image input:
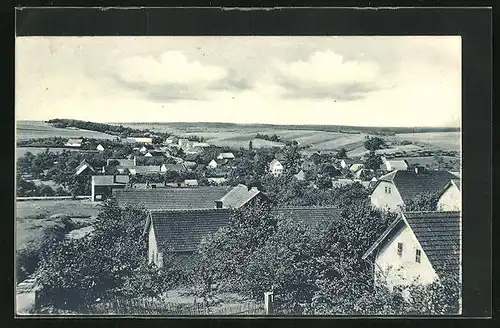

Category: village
[16, 119, 461, 316]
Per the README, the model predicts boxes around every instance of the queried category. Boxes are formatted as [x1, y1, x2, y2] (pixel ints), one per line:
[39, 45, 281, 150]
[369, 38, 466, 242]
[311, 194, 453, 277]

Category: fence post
[264, 291, 274, 315]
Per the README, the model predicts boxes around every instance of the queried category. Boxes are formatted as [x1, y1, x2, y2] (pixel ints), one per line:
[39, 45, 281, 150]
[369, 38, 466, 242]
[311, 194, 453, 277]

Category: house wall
[370, 181, 404, 212]
[148, 224, 160, 267]
[375, 225, 438, 290]
[271, 162, 283, 176]
[93, 186, 113, 202]
[208, 160, 217, 169]
[437, 185, 461, 211]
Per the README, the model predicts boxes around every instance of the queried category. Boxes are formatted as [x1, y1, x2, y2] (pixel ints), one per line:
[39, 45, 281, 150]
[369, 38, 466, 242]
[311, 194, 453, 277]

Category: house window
[416, 249, 421, 263]
[397, 242, 403, 257]
[385, 186, 391, 194]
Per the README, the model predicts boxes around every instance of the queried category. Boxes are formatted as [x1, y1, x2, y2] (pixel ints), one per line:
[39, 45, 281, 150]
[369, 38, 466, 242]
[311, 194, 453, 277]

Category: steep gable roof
[375, 170, 457, 202]
[114, 186, 232, 210]
[149, 209, 233, 252]
[269, 159, 282, 169]
[75, 160, 95, 175]
[403, 211, 461, 277]
[362, 211, 460, 278]
[218, 184, 263, 209]
[184, 153, 201, 162]
[161, 163, 187, 172]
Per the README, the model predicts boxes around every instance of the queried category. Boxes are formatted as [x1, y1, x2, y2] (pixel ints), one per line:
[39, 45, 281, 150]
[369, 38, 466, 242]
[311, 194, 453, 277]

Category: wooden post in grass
[264, 291, 274, 315]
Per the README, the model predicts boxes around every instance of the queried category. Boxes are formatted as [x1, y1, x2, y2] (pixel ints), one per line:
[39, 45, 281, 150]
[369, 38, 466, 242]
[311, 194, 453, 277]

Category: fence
[82, 297, 265, 316]
[16, 195, 91, 201]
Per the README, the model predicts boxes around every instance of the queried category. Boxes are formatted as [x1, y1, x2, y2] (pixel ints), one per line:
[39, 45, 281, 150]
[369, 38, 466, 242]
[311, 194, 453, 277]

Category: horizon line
[17, 119, 461, 130]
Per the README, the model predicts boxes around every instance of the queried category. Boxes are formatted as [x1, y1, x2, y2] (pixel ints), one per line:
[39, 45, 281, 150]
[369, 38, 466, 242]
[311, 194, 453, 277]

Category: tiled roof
[270, 206, 342, 228]
[184, 153, 200, 161]
[75, 160, 95, 175]
[184, 179, 199, 186]
[387, 160, 408, 170]
[114, 186, 232, 210]
[218, 184, 263, 208]
[218, 152, 235, 159]
[377, 170, 457, 202]
[67, 138, 82, 144]
[294, 170, 306, 181]
[131, 166, 161, 174]
[92, 175, 129, 186]
[162, 163, 187, 172]
[350, 163, 365, 172]
[107, 158, 135, 167]
[404, 211, 461, 277]
[149, 209, 233, 252]
[185, 147, 204, 154]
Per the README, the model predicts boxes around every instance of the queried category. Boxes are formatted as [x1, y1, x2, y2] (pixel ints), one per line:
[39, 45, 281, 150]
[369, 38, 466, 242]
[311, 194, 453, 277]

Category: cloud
[112, 51, 228, 101]
[208, 68, 253, 92]
[273, 50, 384, 101]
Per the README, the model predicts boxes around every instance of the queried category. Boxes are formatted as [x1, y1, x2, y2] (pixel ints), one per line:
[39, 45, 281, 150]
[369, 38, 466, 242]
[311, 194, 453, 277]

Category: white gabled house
[96, 144, 105, 152]
[369, 168, 459, 212]
[362, 211, 460, 292]
[269, 159, 284, 176]
[217, 152, 235, 160]
[65, 138, 83, 148]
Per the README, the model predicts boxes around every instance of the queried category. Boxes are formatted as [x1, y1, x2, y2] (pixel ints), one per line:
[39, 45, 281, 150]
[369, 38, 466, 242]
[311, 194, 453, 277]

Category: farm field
[16, 199, 101, 219]
[394, 132, 460, 151]
[16, 121, 117, 141]
[16, 199, 100, 250]
[121, 122, 368, 151]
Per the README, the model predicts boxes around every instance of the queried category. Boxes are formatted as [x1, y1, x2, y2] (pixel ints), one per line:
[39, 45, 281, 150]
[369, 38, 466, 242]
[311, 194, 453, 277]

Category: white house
[178, 138, 190, 149]
[381, 157, 409, 172]
[208, 158, 228, 169]
[370, 168, 458, 212]
[437, 179, 461, 211]
[269, 159, 284, 176]
[362, 211, 460, 291]
[127, 137, 153, 144]
[96, 144, 105, 152]
[217, 152, 235, 160]
[65, 138, 82, 148]
[75, 159, 95, 176]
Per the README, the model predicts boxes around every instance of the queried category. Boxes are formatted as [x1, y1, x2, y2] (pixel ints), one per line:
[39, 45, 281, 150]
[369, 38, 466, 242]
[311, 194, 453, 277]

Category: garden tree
[36, 200, 185, 310]
[243, 216, 318, 314]
[194, 200, 277, 301]
[248, 140, 253, 151]
[315, 174, 332, 190]
[282, 142, 302, 175]
[336, 148, 348, 159]
[364, 151, 383, 170]
[364, 136, 386, 151]
[403, 192, 439, 212]
[318, 163, 341, 178]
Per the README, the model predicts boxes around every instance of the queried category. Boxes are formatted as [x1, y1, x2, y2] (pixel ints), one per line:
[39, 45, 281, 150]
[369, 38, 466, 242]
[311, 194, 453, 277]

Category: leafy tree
[248, 140, 253, 151]
[364, 151, 383, 170]
[403, 192, 439, 212]
[364, 137, 386, 151]
[336, 148, 348, 159]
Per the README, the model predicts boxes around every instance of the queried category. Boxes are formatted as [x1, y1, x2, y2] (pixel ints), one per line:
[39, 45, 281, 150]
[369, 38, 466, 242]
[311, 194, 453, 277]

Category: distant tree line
[255, 133, 284, 143]
[46, 119, 152, 138]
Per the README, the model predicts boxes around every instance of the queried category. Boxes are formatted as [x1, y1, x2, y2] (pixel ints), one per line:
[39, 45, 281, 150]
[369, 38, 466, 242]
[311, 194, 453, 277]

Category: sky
[15, 36, 461, 127]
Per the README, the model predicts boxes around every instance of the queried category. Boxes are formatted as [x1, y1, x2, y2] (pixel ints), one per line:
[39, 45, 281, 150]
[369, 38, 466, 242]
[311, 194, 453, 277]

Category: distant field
[16, 121, 116, 141]
[121, 123, 367, 151]
[16, 147, 67, 158]
[16, 199, 101, 219]
[394, 132, 460, 151]
[16, 199, 100, 250]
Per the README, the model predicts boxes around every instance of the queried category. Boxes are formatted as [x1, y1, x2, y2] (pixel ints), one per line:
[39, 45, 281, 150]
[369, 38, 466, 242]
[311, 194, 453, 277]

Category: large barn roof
[114, 186, 232, 210]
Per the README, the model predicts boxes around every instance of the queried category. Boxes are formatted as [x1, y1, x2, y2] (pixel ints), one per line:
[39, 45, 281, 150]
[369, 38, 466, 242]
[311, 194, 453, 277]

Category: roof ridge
[273, 205, 341, 210]
[150, 208, 233, 213]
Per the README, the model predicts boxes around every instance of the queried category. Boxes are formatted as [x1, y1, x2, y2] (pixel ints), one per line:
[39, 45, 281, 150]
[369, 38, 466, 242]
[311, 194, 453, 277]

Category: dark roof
[377, 170, 457, 202]
[162, 163, 187, 172]
[132, 165, 161, 174]
[114, 186, 232, 210]
[149, 209, 233, 252]
[404, 211, 461, 277]
[362, 211, 461, 278]
[92, 175, 129, 186]
[75, 160, 95, 175]
[185, 153, 200, 161]
[218, 184, 262, 208]
[107, 158, 135, 167]
[270, 206, 342, 228]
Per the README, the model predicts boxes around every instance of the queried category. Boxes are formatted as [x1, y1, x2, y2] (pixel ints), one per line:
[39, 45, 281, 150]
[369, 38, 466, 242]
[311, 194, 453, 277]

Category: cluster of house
[93, 161, 460, 296]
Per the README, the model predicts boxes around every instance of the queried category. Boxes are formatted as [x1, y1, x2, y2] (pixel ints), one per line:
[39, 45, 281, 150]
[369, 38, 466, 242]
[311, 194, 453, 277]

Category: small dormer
[215, 200, 223, 209]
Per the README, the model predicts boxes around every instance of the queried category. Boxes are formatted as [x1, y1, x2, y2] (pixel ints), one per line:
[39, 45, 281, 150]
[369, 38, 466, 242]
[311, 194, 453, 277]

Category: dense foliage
[46, 119, 153, 138]
[36, 200, 187, 310]
[255, 133, 284, 143]
[364, 136, 387, 151]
